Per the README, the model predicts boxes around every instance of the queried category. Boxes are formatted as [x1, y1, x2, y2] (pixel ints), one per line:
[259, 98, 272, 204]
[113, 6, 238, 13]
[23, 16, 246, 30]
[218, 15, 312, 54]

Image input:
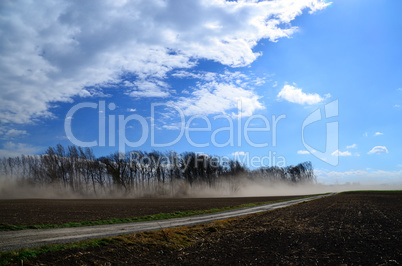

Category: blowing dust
[1, 174, 400, 199]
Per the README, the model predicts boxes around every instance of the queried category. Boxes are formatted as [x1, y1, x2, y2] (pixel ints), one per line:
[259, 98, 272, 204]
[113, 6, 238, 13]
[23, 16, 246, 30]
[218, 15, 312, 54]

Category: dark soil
[21, 192, 402, 265]
[0, 195, 303, 225]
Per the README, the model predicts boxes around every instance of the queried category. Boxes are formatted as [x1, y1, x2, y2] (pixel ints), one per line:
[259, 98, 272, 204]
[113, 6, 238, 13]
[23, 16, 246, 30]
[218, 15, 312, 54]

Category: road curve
[0, 193, 335, 251]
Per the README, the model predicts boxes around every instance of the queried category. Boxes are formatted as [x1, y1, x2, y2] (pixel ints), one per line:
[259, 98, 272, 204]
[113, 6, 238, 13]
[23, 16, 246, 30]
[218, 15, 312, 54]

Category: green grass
[0, 227, 202, 265]
[0, 194, 325, 232]
[340, 190, 402, 194]
[0, 237, 119, 266]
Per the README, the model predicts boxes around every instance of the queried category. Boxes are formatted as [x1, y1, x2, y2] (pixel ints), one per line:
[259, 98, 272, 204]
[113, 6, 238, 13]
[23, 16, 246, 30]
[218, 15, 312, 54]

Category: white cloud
[0, 142, 42, 158]
[331, 150, 352, 157]
[0, 0, 330, 124]
[127, 108, 137, 112]
[3, 129, 28, 138]
[0, 127, 29, 139]
[124, 80, 171, 98]
[277, 85, 329, 105]
[171, 71, 264, 117]
[297, 150, 310, 155]
[368, 146, 389, 155]
[346, 144, 357, 149]
[254, 77, 266, 86]
[232, 151, 246, 156]
[162, 124, 181, 130]
[374, 132, 384, 136]
[172, 71, 217, 81]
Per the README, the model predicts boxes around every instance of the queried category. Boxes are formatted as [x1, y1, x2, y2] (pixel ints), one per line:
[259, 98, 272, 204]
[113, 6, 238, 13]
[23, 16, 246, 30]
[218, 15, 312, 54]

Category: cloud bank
[316, 169, 402, 185]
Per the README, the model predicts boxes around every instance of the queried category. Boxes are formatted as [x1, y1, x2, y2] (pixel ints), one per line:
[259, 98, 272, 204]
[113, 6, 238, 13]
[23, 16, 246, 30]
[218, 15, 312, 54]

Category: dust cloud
[1, 175, 401, 199]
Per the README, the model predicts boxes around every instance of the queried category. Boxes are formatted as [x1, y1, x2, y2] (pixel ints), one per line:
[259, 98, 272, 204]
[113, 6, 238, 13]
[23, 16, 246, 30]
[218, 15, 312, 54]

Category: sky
[0, 0, 401, 185]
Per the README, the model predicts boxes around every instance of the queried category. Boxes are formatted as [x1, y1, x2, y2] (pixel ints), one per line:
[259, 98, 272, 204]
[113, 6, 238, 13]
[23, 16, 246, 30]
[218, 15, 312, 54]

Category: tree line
[0, 144, 315, 196]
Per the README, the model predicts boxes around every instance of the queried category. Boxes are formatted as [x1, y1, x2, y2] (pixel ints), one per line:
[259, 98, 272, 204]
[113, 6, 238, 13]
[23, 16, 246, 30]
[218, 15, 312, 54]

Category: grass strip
[0, 194, 326, 231]
[0, 237, 121, 266]
[340, 190, 402, 194]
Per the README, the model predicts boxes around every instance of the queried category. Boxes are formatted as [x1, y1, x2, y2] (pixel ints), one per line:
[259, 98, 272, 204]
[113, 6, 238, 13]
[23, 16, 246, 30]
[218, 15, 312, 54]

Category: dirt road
[0, 195, 313, 225]
[0, 194, 332, 251]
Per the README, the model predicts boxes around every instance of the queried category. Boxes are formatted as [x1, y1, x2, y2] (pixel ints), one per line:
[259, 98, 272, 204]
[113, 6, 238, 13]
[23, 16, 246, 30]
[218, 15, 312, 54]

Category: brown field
[0, 195, 304, 226]
[9, 192, 402, 265]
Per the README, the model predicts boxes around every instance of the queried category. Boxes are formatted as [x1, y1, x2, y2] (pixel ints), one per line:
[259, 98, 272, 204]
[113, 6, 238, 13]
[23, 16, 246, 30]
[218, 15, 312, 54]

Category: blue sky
[1, 0, 401, 185]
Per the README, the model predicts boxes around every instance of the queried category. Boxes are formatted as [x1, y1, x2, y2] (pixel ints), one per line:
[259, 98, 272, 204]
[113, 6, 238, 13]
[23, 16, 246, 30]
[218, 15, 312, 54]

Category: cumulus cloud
[171, 71, 264, 117]
[374, 132, 384, 136]
[0, 0, 330, 124]
[331, 150, 352, 157]
[368, 146, 389, 155]
[232, 151, 246, 156]
[277, 85, 329, 105]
